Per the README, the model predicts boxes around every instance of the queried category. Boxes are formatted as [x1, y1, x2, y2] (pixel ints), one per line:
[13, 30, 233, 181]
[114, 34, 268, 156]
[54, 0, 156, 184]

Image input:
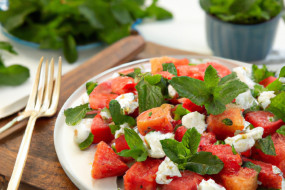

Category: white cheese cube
[225, 127, 264, 153]
[73, 119, 93, 144]
[198, 179, 226, 190]
[258, 91, 276, 109]
[235, 90, 258, 110]
[272, 165, 283, 176]
[100, 109, 111, 120]
[156, 157, 181, 184]
[145, 131, 174, 158]
[233, 66, 256, 89]
[182, 112, 207, 134]
[168, 85, 178, 98]
[115, 93, 138, 114]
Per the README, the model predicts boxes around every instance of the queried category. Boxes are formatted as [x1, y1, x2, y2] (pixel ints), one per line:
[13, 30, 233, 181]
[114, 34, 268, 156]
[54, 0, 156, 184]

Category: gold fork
[7, 57, 62, 190]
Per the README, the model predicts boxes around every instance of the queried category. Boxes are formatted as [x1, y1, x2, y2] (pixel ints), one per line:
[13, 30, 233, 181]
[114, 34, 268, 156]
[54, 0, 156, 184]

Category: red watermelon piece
[91, 114, 114, 144]
[243, 158, 283, 189]
[91, 141, 129, 179]
[259, 76, 277, 87]
[124, 158, 162, 190]
[245, 111, 285, 137]
[200, 144, 242, 174]
[115, 135, 130, 153]
[111, 76, 136, 95]
[160, 171, 204, 190]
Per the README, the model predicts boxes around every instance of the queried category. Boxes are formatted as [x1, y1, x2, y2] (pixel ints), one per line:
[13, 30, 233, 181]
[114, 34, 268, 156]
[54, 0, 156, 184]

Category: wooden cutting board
[0, 37, 205, 190]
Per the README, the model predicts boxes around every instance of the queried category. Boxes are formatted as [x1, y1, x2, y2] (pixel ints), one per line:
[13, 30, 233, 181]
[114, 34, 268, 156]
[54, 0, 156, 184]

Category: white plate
[54, 55, 251, 190]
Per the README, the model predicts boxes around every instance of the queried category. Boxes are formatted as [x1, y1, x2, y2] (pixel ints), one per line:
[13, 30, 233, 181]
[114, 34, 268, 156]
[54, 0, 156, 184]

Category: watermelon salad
[64, 56, 285, 190]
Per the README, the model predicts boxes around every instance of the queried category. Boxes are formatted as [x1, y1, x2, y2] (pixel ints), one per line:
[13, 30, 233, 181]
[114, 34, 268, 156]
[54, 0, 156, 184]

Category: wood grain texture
[0, 40, 203, 189]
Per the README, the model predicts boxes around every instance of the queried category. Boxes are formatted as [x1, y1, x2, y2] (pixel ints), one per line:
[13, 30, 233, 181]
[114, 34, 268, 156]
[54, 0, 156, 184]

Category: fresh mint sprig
[86, 81, 98, 95]
[64, 103, 91, 126]
[266, 92, 285, 122]
[162, 63, 178, 76]
[170, 65, 248, 115]
[276, 125, 285, 136]
[109, 100, 136, 126]
[255, 135, 276, 156]
[160, 128, 224, 175]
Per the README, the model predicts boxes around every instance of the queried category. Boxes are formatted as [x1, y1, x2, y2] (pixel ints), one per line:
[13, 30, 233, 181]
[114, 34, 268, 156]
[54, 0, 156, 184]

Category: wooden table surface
[0, 38, 205, 190]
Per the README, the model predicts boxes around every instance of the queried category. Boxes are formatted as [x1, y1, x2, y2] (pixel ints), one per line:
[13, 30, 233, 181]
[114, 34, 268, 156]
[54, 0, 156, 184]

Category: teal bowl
[206, 14, 281, 62]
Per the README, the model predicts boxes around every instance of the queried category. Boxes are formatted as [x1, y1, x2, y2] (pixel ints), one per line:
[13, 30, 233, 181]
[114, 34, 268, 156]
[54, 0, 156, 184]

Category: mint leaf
[160, 139, 190, 164]
[204, 65, 219, 91]
[0, 41, 17, 55]
[242, 161, 261, 174]
[86, 81, 98, 95]
[64, 103, 90, 126]
[136, 78, 164, 113]
[109, 100, 136, 126]
[118, 128, 148, 161]
[170, 76, 210, 105]
[162, 63, 178, 76]
[251, 84, 266, 98]
[182, 151, 224, 175]
[231, 145, 237, 155]
[170, 67, 248, 115]
[276, 125, 285, 136]
[120, 68, 142, 78]
[256, 135, 276, 156]
[174, 104, 190, 120]
[279, 66, 285, 78]
[252, 65, 275, 83]
[109, 124, 120, 135]
[79, 132, 94, 150]
[181, 128, 201, 154]
[222, 118, 233, 126]
[214, 140, 225, 145]
[144, 74, 162, 85]
[266, 80, 283, 92]
[267, 92, 285, 122]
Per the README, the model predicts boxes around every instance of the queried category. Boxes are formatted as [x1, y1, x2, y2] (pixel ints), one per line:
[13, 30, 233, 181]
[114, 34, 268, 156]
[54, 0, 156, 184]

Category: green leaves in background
[199, 0, 283, 24]
[0, 0, 172, 63]
[170, 65, 248, 115]
[256, 135, 276, 156]
[64, 103, 91, 126]
[252, 64, 275, 83]
[161, 128, 224, 175]
[118, 128, 148, 161]
[0, 41, 30, 86]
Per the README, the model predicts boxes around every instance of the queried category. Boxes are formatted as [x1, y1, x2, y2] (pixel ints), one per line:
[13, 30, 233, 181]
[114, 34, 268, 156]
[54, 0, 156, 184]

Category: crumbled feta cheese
[279, 77, 285, 83]
[235, 90, 258, 110]
[81, 93, 90, 104]
[225, 127, 264, 153]
[115, 93, 138, 114]
[233, 66, 256, 89]
[156, 157, 181, 184]
[168, 85, 177, 98]
[258, 91, 276, 109]
[272, 165, 283, 176]
[198, 179, 226, 190]
[145, 131, 174, 158]
[100, 109, 111, 120]
[182, 112, 207, 134]
[112, 72, 120, 78]
[73, 119, 93, 144]
[235, 119, 252, 135]
[115, 123, 130, 138]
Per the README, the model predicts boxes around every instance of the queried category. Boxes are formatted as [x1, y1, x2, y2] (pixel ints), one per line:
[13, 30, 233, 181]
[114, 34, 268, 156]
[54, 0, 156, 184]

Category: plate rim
[54, 55, 251, 189]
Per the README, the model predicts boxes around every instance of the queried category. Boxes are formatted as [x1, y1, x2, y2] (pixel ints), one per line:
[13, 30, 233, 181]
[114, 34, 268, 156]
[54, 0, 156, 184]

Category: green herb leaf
[214, 140, 225, 145]
[64, 103, 90, 126]
[79, 132, 94, 150]
[174, 104, 190, 120]
[109, 100, 136, 126]
[0, 63, 30, 86]
[231, 145, 237, 155]
[109, 124, 120, 135]
[242, 161, 261, 174]
[148, 112, 152, 117]
[256, 135, 276, 156]
[86, 81, 98, 95]
[160, 139, 190, 164]
[266, 80, 283, 92]
[136, 78, 164, 113]
[266, 92, 285, 122]
[279, 66, 285, 78]
[182, 151, 224, 175]
[181, 128, 201, 154]
[252, 65, 275, 83]
[63, 34, 78, 64]
[162, 63, 178, 76]
[222, 118, 233, 126]
[118, 128, 148, 161]
[0, 41, 17, 54]
[204, 65, 219, 92]
[276, 125, 285, 136]
[251, 84, 266, 98]
[144, 74, 162, 85]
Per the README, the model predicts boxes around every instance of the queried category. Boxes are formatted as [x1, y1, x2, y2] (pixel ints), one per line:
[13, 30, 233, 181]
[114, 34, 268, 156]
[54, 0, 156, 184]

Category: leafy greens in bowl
[0, 0, 172, 63]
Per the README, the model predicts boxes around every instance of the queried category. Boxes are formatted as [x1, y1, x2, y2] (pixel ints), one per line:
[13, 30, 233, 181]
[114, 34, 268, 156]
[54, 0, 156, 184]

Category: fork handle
[0, 115, 26, 135]
[7, 113, 38, 190]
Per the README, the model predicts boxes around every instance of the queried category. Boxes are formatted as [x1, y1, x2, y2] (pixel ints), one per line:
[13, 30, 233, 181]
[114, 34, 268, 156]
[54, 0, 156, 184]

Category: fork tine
[35, 59, 48, 111]
[46, 57, 62, 115]
[25, 57, 44, 111]
[42, 58, 54, 110]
